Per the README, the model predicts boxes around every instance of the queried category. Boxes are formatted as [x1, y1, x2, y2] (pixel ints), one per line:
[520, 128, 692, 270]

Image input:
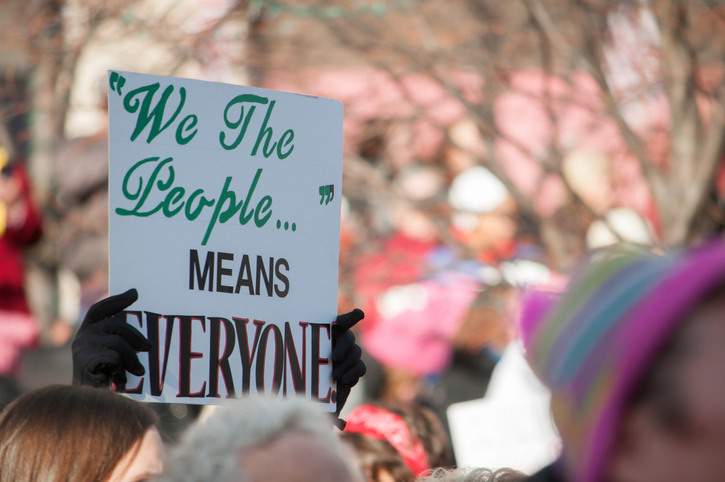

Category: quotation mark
[319, 184, 334, 205]
[109, 72, 126, 96]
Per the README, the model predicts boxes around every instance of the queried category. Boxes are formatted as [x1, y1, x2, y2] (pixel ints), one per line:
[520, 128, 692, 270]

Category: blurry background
[2, 0, 725, 470]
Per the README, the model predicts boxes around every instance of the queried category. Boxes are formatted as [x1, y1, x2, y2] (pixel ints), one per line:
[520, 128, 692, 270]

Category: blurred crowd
[0, 69, 718, 482]
[3, 98, 725, 481]
[3, 1, 725, 480]
[4, 240, 725, 482]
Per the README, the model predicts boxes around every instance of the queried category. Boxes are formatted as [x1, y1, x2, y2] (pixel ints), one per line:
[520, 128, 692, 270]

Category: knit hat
[523, 241, 725, 482]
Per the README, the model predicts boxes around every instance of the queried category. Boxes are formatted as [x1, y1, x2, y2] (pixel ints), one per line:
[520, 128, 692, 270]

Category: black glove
[72, 288, 151, 388]
[331, 308, 366, 428]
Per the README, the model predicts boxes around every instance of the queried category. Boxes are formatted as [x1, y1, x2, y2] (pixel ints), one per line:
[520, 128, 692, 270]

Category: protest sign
[108, 71, 342, 411]
[448, 343, 561, 473]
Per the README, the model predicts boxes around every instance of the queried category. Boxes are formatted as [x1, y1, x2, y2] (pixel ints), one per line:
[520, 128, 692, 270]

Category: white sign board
[447, 342, 561, 473]
[108, 71, 342, 411]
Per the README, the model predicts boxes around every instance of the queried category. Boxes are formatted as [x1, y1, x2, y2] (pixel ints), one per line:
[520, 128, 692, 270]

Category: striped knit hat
[524, 240, 725, 482]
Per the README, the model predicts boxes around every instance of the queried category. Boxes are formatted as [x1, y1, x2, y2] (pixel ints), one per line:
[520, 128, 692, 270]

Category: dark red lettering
[177, 315, 207, 397]
[310, 323, 331, 403]
[234, 318, 265, 393]
[256, 324, 284, 395]
[207, 317, 237, 398]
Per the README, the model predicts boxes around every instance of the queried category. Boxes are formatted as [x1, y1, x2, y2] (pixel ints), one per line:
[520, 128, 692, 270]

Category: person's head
[0, 384, 162, 482]
[157, 397, 360, 482]
[415, 467, 525, 482]
[607, 284, 725, 482]
[523, 241, 725, 482]
[341, 403, 453, 482]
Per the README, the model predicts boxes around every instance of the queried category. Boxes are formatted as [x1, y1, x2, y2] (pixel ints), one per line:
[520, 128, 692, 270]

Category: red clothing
[0, 164, 41, 314]
[353, 235, 436, 321]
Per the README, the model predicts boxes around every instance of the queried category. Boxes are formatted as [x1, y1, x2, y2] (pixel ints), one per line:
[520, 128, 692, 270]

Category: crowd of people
[0, 83, 721, 482]
[1, 239, 724, 482]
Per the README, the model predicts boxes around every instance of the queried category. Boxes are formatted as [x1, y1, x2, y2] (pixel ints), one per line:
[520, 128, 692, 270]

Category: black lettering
[235, 255, 254, 295]
[275, 258, 290, 298]
[216, 252, 234, 293]
[190, 249, 214, 291]
[256, 256, 274, 297]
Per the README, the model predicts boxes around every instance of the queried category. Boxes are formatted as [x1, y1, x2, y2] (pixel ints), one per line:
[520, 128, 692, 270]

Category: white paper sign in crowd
[448, 342, 561, 473]
[107, 71, 343, 411]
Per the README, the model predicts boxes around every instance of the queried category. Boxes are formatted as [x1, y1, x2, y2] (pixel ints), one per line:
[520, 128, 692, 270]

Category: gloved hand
[331, 308, 366, 428]
[71, 288, 151, 388]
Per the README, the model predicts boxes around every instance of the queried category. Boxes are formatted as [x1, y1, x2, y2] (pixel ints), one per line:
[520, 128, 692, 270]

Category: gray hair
[157, 397, 354, 482]
[416, 467, 526, 482]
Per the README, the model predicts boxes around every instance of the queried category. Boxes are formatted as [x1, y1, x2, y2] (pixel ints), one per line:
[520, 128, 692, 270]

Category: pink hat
[524, 241, 725, 482]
